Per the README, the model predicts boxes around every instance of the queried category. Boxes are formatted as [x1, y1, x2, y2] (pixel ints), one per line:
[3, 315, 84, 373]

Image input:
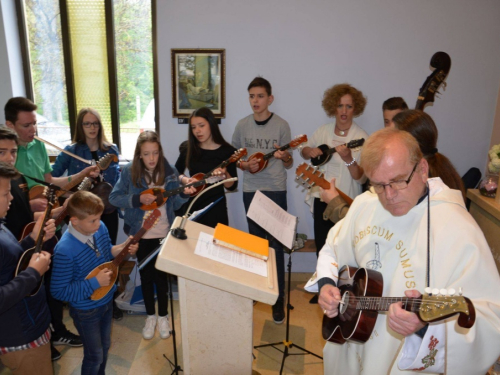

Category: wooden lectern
[156, 217, 279, 374]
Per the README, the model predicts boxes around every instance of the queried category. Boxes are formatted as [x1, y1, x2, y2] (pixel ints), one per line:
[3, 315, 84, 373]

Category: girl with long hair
[109, 130, 192, 340]
[175, 107, 238, 228]
[52, 108, 120, 243]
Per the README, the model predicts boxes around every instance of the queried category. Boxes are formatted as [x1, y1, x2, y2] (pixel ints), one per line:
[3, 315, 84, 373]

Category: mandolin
[415, 51, 451, 111]
[140, 175, 224, 211]
[86, 209, 161, 301]
[189, 148, 247, 197]
[322, 265, 475, 344]
[29, 153, 118, 208]
[311, 138, 365, 167]
[246, 134, 308, 174]
[295, 163, 353, 206]
[15, 188, 56, 296]
[19, 178, 94, 242]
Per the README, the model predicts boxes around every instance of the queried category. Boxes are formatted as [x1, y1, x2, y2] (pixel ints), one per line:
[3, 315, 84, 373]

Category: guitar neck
[263, 143, 291, 161]
[205, 160, 229, 178]
[162, 178, 207, 199]
[355, 296, 418, 313]
[34, 204, 54, 252]
[112, 228, 145, 266]
[53, 207, 68, 227]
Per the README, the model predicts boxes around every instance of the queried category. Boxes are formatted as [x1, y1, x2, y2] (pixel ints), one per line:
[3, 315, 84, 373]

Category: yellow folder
[213, 223, 269, 261]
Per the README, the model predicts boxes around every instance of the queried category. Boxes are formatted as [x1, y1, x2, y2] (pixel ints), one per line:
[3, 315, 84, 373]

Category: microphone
[171, 177, 238, 240]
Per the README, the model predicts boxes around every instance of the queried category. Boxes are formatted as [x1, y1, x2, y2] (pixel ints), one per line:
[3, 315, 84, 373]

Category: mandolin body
[86, 261, 119, 301]
[311, 144, 334, 167]
[247, 152, 269, 174]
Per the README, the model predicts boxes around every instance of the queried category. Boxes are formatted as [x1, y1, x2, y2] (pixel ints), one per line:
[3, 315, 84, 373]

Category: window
[18, 0, 158, 159]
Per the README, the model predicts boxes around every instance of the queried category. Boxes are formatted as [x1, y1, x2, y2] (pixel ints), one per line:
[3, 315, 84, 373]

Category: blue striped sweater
[51, 222, 116, 310]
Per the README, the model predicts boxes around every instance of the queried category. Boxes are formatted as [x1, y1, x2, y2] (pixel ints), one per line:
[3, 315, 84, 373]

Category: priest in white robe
[306, 128, 500, 374]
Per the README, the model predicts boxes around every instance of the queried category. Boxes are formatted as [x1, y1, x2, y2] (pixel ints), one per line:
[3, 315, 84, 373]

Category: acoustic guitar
[246, 134, 308, 174]
[86, 209, 161, 301]
[295, 163, 353, 206]
[322, 265, 475, 344]
[140, 175, 224, 211]
[311, 138, 365, 167]
[189, 148, 247, 197]
[15, 188, 56, 296]
[415, 51, 451, 111]
[29, 153, 118, 208]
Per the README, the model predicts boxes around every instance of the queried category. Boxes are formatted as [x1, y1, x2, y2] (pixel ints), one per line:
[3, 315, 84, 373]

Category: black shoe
[309, 294, 319, 304]
[52, 331, 83, 347]
[272, 299, 285, 324]
[113, 305, 124, 321]
[51, 345, 61, 361]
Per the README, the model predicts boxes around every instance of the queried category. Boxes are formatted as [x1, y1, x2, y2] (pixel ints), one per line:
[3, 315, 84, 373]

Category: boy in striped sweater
[51, 191, 138, 375]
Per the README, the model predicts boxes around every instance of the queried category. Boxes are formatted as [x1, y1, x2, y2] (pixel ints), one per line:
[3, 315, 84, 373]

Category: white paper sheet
[246, 190, 297, 249]
[194, 232, 268, 277]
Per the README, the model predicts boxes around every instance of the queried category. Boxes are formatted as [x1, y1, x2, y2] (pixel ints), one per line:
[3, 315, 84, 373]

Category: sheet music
[194, 232, 268, 277]
[246, 190, 297, 249]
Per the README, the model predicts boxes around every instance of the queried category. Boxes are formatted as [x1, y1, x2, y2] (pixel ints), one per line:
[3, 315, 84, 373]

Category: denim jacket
[51, 142, 120, 187]
[109, 160, 187, 235]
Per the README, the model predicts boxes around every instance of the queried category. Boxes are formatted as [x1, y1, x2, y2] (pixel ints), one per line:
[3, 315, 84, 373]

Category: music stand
[254, 246, 323, 374]
[163, 274, 183, 374]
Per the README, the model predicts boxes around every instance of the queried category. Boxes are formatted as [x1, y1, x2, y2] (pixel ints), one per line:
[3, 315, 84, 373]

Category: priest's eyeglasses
[370, 162, 419, 194]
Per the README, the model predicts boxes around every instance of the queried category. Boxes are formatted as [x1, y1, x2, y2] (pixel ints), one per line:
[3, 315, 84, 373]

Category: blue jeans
[243, 191, 286, 301]
[70, 300, 113, 375]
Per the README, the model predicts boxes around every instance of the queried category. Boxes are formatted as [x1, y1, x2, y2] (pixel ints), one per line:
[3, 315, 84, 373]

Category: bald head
[361, 128, 428, 216]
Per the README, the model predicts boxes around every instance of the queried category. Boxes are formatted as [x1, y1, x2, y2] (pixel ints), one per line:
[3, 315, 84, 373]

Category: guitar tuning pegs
[425, 287, 432, 295]
[432, 288, 440, 296]
[440, 289, 448, 296]
[447, 288, 455, 296]
[458, 287, 463, 296]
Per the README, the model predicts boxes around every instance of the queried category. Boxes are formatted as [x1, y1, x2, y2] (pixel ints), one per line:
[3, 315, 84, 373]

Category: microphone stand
[164, 176, 237, 374]
[171, 177, 238, 240]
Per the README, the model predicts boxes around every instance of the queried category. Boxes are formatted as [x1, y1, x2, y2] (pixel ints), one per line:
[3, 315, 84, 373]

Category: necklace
[336, 126, 349, 136]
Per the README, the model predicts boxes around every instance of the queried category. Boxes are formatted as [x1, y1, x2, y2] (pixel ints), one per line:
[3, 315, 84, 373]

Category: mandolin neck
[34, 204, 54, 253]
[162, 178, 208, 198]
[112, 227, 145, 266]
[263, 143, 291, 161]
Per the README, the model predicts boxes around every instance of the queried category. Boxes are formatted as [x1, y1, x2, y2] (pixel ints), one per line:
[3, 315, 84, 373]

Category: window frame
[16, 0, 160, 152]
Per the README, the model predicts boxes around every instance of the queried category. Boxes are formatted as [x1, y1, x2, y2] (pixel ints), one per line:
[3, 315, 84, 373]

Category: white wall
[157, 1, 500, 238]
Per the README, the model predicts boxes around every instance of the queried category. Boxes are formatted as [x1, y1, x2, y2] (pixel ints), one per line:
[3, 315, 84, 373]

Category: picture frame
[171, 48, 226, 118]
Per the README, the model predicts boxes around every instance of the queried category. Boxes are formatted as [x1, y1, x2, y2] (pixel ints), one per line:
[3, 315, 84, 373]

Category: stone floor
[1, 273, 325, 375]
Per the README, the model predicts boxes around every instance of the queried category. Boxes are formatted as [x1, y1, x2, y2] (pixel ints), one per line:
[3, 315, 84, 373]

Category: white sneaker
[157, 315, 171, 339]
[142, 315, 157, 340]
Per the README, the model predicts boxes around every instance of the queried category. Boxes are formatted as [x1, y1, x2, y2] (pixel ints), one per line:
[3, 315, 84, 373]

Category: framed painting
[171, 48, 225, 118]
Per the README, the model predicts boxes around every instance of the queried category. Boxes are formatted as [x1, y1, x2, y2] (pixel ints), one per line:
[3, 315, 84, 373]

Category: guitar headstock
[289, 134, 308, 149]
[346, 138, 365, 151]
[295, 163, 328, 190]
[229, 148, 247, 163]
[416, 51, 451, 110]
[418, 294, 475, 328]
[143, 209, 161, 230]
[97, 153, 119, 170]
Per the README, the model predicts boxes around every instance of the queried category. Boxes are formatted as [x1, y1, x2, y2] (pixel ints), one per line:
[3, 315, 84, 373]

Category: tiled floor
[1, 273, 325, 375]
